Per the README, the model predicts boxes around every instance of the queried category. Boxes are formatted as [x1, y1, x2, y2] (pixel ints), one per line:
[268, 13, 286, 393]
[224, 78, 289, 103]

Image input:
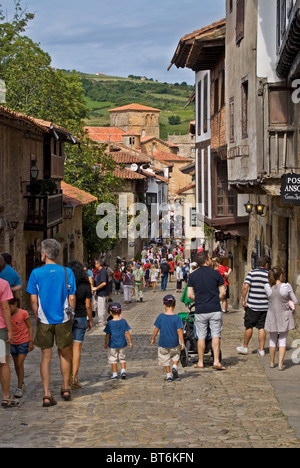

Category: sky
[9, 0, 225, 85]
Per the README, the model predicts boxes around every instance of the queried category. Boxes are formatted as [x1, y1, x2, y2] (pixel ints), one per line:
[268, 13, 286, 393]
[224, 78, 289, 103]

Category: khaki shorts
[158, 346, 181, 367]
[34, 320, 73, 350]
[107, 347, 126, 364]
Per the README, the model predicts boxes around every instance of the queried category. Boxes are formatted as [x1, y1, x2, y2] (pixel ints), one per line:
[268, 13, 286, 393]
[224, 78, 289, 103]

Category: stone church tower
[109, 103, 160, 138]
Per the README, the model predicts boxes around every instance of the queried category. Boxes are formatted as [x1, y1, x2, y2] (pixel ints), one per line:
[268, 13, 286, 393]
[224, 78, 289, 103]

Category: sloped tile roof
[153, 151, 192, 163]
[109, 103, 161, 113]
[85, 126, 125, 143]
[113, 167, 146, 180]
[112, 152, 149, 165]
[0, 106, 78, 143]
[61, 182, 97, 207]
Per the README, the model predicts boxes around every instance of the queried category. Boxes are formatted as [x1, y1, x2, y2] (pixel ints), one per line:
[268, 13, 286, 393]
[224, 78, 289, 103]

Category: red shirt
[218, 265, 230, 286]
[11, 309, 30, 345]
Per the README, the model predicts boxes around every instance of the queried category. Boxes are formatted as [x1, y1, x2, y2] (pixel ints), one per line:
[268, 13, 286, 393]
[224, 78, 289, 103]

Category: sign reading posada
[281, 173, 300, 205]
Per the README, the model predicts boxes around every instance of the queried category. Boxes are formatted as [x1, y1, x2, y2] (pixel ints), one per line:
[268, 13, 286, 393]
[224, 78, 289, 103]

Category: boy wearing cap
[104, 303, 133, 380]
[151, 295, 184, 382]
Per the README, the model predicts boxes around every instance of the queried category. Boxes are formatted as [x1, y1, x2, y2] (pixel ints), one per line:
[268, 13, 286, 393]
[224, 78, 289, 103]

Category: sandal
[43, 394, 57, 408]
[212, 364, 227, 371]
[1, 397, 19, 408]
[61, 388, 71, 401]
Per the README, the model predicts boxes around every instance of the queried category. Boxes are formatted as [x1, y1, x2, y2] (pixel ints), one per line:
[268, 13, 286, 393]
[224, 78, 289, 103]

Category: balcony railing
[24, 193, 63, 231]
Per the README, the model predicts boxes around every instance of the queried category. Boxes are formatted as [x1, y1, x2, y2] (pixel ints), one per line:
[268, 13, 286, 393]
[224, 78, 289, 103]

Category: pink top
[0, 278, 13, 329]
[11, 309, 30, 345]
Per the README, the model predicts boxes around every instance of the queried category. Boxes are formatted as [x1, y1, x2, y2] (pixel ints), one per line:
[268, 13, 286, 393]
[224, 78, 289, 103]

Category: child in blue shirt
[151, 295, 184, 382]
[104, 303, 133, 380]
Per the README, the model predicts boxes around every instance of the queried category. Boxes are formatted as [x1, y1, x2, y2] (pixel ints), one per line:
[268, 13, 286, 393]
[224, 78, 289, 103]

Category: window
[203, 74, 208, 133]
[229, 97, 235, 143]
[146, 193, 157, 206]
[197, 80, 202, 136]
[241, 78, 248, 138]
[214, 77, 219, 114]
[216, 160, 236, 217]
[220, 70, 225, 108]
[277, 0, 288, 50]
[236, 0, 245, 44]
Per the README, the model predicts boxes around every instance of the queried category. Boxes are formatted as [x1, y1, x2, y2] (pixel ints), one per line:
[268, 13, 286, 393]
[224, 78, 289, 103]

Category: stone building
[226, 0, 300, 308]
[109, 103, 160, 138]
[0, 106, 96, 304]
[169, 18, 249, 305]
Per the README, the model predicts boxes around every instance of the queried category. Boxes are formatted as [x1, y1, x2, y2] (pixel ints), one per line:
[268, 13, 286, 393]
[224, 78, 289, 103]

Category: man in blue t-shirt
[187, 251, 226, 371]
[26, 239, 76, 407]
[0, 253, 22, 294]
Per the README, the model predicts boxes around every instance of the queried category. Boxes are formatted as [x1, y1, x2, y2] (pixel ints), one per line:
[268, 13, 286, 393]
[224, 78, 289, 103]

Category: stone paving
[1, 283, 300, 448]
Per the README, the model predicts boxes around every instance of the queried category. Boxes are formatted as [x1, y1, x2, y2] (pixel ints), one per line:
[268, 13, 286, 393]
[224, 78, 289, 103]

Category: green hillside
[80, 73, 195, 140]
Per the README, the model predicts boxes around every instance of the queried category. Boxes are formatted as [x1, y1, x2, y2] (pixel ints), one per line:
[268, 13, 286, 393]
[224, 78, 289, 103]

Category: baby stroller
[179, 302, 222, 367]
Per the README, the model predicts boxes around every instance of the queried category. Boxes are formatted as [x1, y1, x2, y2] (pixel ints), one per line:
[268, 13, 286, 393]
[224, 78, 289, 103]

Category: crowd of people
[0, 239, 298, 407]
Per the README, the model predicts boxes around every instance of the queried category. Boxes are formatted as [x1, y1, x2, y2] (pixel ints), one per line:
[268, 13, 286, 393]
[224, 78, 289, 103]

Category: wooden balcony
[24, 193, 63, 232]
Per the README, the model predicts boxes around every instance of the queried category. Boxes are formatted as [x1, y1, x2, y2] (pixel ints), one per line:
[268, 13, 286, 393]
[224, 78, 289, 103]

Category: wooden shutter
[236, 0, 245, 44]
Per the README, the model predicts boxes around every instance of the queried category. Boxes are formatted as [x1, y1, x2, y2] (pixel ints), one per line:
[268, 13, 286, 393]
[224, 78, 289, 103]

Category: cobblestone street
[1, 285, 300, 449]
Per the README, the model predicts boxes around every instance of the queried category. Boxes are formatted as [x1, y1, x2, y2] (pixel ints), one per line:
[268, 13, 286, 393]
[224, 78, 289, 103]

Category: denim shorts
[72, 317, 88, 343]
[11, 342, 29, 357]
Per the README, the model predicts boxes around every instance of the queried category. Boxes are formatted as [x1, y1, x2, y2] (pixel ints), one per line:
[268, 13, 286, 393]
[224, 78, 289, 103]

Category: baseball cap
[163, 294, 176, 306]
[108, 302, 122, 313]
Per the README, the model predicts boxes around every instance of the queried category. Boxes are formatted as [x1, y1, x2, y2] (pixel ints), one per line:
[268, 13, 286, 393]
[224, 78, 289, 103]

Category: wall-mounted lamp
[244, 200, 268, 217]
[30, 161, 39, 180]
[244, 201, 254, 214]
[255, 201, 267, 217]
[64, 203, 76, 219]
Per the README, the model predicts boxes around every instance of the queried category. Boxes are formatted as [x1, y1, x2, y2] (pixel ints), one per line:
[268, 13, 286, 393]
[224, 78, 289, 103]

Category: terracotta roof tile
[177, 183, 196, 195]
[85, 126, 125, 143]
[113, 168, 146, 180]
[153, 151, 192, 163]
[61, 182, 97, 207]
[109, 103, 160, 113]
[112, 152, 149, 165]
[0, 106, 78, 142]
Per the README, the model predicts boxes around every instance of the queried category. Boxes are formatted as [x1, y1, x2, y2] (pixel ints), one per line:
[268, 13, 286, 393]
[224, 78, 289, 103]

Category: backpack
[135, 269, 142, 282]
[161, 262, 170, 274]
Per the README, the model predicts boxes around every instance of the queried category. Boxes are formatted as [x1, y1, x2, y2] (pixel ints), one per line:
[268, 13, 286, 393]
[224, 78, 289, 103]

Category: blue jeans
[161, 275, 168, 291]
[73, 317, 88, 343]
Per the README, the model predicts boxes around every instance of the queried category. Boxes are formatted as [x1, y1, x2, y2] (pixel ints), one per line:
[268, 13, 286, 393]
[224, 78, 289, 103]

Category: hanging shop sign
[281, 173, 300, 205]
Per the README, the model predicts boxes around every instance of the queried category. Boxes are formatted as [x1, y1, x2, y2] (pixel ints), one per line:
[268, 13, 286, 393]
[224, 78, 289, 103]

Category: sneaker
[257, 349, 265, 357]
[172, 367, 180, 381]
[236, 346, 249, 355]
[14, 388, 23, 398]
[166, 376, 173, 382]
[121, 372, 127, 380]
[110, 374, 119, 380]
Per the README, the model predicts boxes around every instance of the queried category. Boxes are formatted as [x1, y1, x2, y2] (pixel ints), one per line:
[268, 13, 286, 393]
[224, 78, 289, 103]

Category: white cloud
[22, 0, 225, 83]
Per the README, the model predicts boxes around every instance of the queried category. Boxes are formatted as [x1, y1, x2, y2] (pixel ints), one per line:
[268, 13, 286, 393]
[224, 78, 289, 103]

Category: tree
[168, 115, 181, 125]
[0, 0, 35, 74]
[1, 1, 122, 258]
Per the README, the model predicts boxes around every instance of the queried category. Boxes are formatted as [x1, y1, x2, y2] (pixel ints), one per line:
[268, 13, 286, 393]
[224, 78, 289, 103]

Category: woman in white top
[150, 263, 160, 293]
[264, 266, 298, 370]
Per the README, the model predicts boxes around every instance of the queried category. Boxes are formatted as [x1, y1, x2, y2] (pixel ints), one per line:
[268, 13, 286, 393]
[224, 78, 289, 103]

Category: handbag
[64, 267, 74, 319]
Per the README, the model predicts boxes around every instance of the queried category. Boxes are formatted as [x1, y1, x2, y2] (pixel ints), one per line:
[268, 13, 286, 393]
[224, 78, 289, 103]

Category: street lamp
[64, 202, 76, 219]
[255, 201, 267, 217]
[30, 161, 39, 180]
[244, 201, 254, 214]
